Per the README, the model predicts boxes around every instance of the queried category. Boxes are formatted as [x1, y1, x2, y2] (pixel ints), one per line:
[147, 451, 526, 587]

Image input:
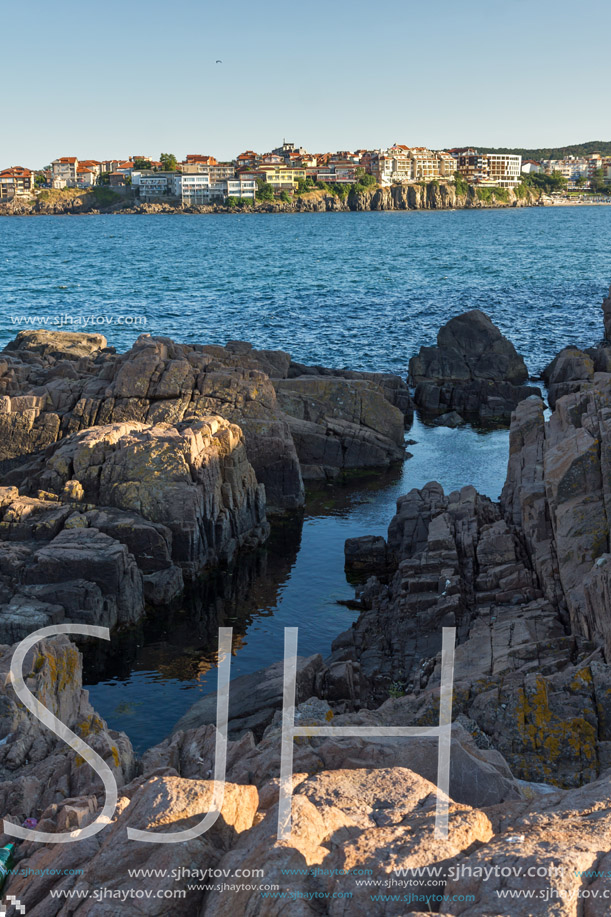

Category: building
[51, 157, 78, 188]
[272, 141, 308, 162]
[364, 147, 456, 185]
[76, 166, 96, 187]
[0, 166, 35, 199]
[132, 171, 174, 199]
[181, 154, 218, 173]
[453, 150, 522, 186]
[315, 164, 359, 183]
[257, 164, 306, 189]
[132, 171, 256, 203]
[485, 153, 522, 187]
[79, 160, 102, 179]
[521, 160, 542, 174]
[236, 151, 258, 167]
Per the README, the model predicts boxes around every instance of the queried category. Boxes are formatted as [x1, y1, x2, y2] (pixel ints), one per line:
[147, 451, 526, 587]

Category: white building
[132, 171, 256, 203]
[485, 154, 522, 187]
[51, 157, 78, 188]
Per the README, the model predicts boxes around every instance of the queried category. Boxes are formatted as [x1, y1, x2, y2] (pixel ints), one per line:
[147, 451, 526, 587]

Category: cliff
[0, 180, 541, 216]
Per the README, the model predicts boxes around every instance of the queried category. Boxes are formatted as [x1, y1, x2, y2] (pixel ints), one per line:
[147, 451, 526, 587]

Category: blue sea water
[1, 207, 610, 373]
[1, 207, 610, 752]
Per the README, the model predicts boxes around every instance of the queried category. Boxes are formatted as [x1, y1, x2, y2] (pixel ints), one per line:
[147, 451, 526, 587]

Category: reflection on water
[83, 414, 511, 753]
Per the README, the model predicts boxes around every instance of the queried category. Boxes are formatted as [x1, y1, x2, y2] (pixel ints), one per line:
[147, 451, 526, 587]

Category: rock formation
[4, 292, 611, 912]
[409, 309, 541, 424]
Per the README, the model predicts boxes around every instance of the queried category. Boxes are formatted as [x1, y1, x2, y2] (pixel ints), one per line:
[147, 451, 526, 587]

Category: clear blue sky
[2, 0, 610, 167]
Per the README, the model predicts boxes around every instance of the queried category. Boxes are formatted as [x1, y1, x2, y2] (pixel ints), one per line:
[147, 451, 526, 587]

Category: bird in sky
[216, 60, 223, 64]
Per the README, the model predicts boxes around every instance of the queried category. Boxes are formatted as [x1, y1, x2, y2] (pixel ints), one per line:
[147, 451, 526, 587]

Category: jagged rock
[603, 283, 611, 340]
[0, 635, 135, 829]
[344, 535, 390, 579]
[15, 417, 269, 577]
[502, 378, 611, 653]
[432, 410, 465, 427]
[444, 770, 611, 915]
[409, 309, 540, 424]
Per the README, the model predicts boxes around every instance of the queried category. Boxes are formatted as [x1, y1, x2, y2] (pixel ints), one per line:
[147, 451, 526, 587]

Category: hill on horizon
[474, 140, 611, 160]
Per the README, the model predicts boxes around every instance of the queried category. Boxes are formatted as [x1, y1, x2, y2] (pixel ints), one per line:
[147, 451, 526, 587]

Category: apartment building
[51, 157, 78, 188]
[133, 171, 256, 203]
[181, 154, 218, 173]
[364, 147, 456, 185]
[453, 150, 522, 186]
[0, 166, 35, 199]
[486, 153, 522, 186]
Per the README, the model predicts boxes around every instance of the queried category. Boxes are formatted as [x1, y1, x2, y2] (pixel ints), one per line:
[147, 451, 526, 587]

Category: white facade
[132, 171, 256, 203]
[485, 154, 522, 187]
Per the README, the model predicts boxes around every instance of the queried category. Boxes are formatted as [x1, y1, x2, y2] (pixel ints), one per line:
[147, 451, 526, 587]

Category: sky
[2, 0, 610, 167]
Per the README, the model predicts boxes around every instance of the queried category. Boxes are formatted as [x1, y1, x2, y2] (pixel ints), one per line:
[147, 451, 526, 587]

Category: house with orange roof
[236, 151, 258, 167]
[0, 166, 35, 200]
[181, 154, 218, 173]
[76, 166, 96, 187]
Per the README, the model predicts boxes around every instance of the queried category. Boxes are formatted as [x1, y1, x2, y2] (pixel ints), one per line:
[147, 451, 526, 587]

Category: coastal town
[1, 141, 611, 204]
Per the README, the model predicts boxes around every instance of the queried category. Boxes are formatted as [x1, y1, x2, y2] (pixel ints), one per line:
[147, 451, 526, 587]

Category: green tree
[256, 179, 275, 201]
[160, 153, 178, 172]
[133, 158, 151, 170]
[590, 168, 608, 194]
[522, 170, 567, 194]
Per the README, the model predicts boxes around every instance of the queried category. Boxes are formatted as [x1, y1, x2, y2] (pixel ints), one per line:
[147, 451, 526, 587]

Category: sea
[1, 206, 609, 751]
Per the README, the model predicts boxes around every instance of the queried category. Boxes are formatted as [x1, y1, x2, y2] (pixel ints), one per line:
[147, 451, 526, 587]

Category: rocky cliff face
[0, 181, 540, 216]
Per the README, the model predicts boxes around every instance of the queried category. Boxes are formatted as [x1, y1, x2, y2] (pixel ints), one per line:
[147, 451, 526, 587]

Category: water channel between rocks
[83, 414, 510, 754]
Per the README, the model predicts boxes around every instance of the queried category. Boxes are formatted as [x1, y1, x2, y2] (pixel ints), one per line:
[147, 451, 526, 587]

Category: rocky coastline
[2, 290, 611, 914]
[0, 181, 541, 217]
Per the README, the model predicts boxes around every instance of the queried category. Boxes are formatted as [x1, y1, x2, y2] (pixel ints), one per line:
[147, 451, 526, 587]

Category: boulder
[409, 309, 540, 424]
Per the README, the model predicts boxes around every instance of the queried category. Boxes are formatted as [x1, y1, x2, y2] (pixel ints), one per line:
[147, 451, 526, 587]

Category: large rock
[0, 331, 305, 511]
[502, 379, 611, 657]
[0, 490, 149, 641]
[202, 767, 492, 917]
[275, 376, 406, 480]
[4, 328, 108, 361]
[0, 331, 413, 505]
[15, 417, 270, 577]
[409, 309, 540, 424]
[287, 359, 414, 423]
